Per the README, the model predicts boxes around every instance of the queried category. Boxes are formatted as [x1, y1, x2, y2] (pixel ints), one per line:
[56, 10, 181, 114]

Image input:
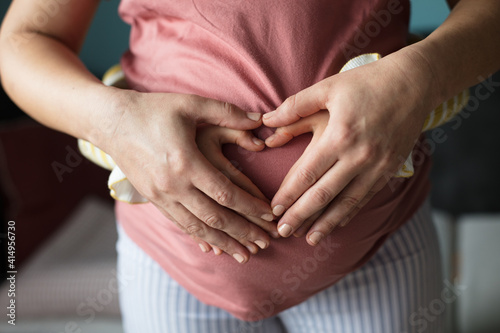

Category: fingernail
[263, 111, 275, 120]
[261, 213, 274, 222]
[254, 240, 268, 249]
[252, 137, 265, 145]
[308, 231, 323, 245]
[266, 134, 276, 144]
[233, 253, 245, 263]
[278, 223, 293, 237]
[246, 112, 262, 121]
[213, 247, 223, 255]
[199, 243, 209, 253]
[246, 244, 258, 254]
[273, 205, 285, 216]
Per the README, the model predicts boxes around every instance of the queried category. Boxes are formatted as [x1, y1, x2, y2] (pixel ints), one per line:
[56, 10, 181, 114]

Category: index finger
[262, 81, 328, 127]
[191, 149, 275, 222]
[270, 135, 337, 226]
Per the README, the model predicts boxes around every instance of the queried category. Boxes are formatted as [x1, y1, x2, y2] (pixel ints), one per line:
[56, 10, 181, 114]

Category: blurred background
[0, 0, 499, 332]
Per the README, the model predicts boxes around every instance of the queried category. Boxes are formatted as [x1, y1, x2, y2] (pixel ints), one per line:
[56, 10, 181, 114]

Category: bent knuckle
[153, 175, 174, 194]
[322, 219, 340, 232]
[283, 94, 298, 110]
[145, 188, 163, 202]
[214, 189, 234, 207]
[185, 223, 205, 237]
[310, 187, 333, 207]
[214, 238, 231, 252]
[358, 144, 379, 163]
[168, 152, 191, 174]
[242, 203, 260, 218]
[331, 125, 354, 147]
[338, 194, 360, 209]
[204, 214, 224, 229]
[144, 175, 173, 201]
[297, 167, 317, 186]
[218, 102, 237, 126]
[234, 226, 251, 241]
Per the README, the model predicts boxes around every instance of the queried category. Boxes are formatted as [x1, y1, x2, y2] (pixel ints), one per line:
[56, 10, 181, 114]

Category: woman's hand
[264, 110, 329, 238]
[195, 125, 276, 254]
[262, 51, 437, 246]
[101, 90, 275, 263]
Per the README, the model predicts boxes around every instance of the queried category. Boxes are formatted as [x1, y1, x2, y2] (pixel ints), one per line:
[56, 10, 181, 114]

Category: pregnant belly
[208, 131, 400, 320]
[222, 128, 313, 200]
[117, 128, 427, 323]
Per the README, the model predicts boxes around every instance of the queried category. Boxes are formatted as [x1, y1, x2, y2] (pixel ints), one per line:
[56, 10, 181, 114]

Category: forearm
[0, 0, 122, 147]
[401, 0, 500, 106]
[0, 35, 120, 143]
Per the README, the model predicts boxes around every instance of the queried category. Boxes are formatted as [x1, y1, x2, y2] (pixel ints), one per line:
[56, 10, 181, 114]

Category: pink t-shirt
[117, 0, 431, 321]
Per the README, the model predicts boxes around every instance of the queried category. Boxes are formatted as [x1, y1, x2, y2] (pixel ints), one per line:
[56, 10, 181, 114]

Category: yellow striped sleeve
[77, 139, 116, 171]
[341, 54, 469, 134]
[422, 89, 469, 132]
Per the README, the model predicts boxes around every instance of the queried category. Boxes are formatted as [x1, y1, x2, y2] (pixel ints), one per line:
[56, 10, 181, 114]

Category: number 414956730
[7, 220, 16, 271]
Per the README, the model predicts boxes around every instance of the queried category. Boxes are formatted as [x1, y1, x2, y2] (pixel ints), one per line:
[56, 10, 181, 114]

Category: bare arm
[0, 0, 109, 141]
[0, 0, 275, 263]
[416, 0, 500, 102]
[262, 0, 500, 244]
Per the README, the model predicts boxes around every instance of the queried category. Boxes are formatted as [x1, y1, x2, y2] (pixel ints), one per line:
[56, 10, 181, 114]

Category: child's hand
[195, 125, 276, 255]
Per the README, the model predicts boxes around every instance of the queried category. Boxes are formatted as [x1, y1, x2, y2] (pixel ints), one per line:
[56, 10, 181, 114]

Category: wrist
[384, 43, 446, 121]
[84, 85, 134, 153]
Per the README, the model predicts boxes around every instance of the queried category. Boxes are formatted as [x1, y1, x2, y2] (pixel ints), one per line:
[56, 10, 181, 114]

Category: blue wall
[78, 1, 130, 76]
[1, 0, 450, 76]
[0, 0, 130, 76]
[410, 0, 450, 32]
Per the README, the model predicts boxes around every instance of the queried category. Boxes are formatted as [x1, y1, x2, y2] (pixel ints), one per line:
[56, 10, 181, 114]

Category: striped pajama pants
[116, 200, 445, 333]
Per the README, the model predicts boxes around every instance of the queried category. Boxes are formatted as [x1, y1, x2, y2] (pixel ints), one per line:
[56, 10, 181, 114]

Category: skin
[195, 125, 273, 254]
[262, 0, 500, 245]
[0, 0, 276, 264]
[1, 0, 499, 260]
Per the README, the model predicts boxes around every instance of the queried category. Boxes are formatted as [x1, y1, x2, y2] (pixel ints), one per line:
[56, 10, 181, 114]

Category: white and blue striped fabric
[116, 199, 444, 333]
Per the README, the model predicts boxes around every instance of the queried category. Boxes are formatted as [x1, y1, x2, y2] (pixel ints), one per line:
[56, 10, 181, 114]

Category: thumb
[187, 95, 262, 130]
[262, 82, 326, 127]
[265, 117, 314, 148]
[265, 110, 329, 148]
